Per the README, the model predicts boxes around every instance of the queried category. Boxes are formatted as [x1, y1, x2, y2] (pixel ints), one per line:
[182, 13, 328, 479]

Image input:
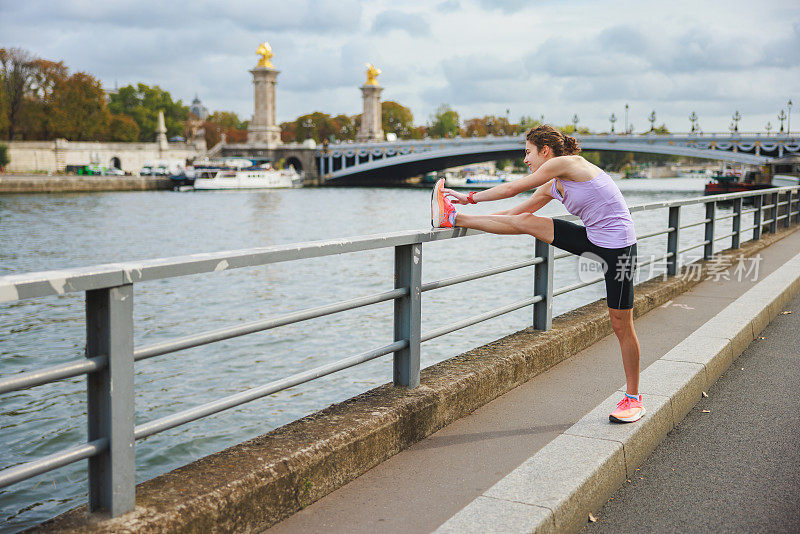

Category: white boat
[676, 168, 712, 178]
[193, 163, 303, 190]
[772, 174, 799, 187]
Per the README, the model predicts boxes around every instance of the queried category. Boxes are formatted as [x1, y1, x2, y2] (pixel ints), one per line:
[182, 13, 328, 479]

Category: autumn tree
[428, 104, 459, 138]
[47, 72, 110, 140]
[0, 48, 36, 140]
[106, 114, 139, 142]
[108, 83, 188, 141]
[381, 101, 414, 138]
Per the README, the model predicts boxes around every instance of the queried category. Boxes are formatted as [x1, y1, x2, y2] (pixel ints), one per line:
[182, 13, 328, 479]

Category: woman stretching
[431, 125, 644, 423]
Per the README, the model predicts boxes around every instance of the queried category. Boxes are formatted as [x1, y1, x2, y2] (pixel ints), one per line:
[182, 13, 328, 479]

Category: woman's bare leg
[455, 213, 555, 243]
[608, 308, 640, 395]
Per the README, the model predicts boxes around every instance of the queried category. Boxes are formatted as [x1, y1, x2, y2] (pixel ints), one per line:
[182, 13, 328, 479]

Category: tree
[381, 101, 414, 138]
[429, 104, 459, 138]
[108, 83, 188, 141]
[0, 48, 36, 140]
[106, 113, 139, 142]
[0, 143, 9, 170]
[462, 115, 513, 137]
[201, 110, 248, 146]
[332, 114, 356, 141]
[19, 59, 68, 139]
[518, 115, 542, 134]
[49, 72, 110, 141]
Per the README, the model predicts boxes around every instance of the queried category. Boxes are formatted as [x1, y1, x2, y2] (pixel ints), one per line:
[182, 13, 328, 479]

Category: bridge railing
[1, 185, 799, 520]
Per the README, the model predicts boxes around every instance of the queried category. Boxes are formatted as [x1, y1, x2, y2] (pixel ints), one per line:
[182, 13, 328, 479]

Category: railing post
[704, 201, 715, 260]
[794, 188, 800, 224]
[533, 239, 553, 330]
[769, 192, 779, 234]
[732, 197, 742, 249]
[393, 243, 421, 388]
[784, 191, 792, 228]
[86, 284, 135, 516]
[667, 205, 680, 275]
[753, 194, 762, 240]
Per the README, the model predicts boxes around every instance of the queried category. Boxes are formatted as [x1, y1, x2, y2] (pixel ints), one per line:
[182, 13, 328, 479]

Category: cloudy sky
[1, 0, 798, 133]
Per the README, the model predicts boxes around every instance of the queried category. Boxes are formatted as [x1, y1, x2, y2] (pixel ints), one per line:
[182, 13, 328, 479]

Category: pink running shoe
[609, 394, 646, 423]
[431, 178, 457, 228]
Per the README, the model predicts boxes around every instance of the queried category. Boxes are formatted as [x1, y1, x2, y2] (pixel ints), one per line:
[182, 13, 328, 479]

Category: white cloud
[0, 0, 797, 131]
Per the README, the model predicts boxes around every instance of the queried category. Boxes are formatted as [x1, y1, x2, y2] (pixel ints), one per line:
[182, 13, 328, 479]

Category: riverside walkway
[583, 290, 800, 533]
[267, 226, 800, 533]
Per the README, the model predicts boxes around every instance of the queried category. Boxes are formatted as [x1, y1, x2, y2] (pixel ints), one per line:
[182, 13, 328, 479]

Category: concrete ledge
[436, 245, 800, 534]
[483, 434, 625, 534]
[435, 496, 554, 534]
[0, 175, 172, 194]
[35, 225, 800, 533]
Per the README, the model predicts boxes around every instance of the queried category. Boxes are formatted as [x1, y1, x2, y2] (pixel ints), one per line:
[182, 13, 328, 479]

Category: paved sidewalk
[267, 229, 800, 534]
[582, 292, 800, 533]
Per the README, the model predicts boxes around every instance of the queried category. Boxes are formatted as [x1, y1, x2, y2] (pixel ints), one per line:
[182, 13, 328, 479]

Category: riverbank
[34, 223, 800, 533]
[0, 174, 172, 194]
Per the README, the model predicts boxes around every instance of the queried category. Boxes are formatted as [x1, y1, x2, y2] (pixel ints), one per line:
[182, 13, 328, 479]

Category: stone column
[356, 84, 384, 143]
[247, 67, 282, 146]
[156, 110, 168, 151]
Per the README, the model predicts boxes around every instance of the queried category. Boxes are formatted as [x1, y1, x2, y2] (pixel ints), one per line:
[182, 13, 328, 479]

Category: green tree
[518, 115, 542, 134]
[108, 83, 188, 141]
[381, 101, 414, 138]
[49, 72, 110, 140]
[0, 143, 9, 170]
[429, 104, 459, 138]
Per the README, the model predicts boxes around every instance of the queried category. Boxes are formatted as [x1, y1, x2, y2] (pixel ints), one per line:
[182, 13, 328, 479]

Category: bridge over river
[1, 185, 799, 532]
[215, 132, 800, 186]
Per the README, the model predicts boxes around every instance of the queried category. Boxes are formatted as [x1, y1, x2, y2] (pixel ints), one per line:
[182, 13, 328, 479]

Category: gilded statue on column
[256, 42, 274, 68]
[365, 63, 381, 86]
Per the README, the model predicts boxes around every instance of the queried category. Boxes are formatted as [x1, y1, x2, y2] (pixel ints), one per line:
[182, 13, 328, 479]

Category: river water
[0, 177, 748, 532]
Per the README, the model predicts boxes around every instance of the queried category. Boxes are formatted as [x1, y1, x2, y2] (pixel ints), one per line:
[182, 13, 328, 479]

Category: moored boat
[192, 160, 303, 190]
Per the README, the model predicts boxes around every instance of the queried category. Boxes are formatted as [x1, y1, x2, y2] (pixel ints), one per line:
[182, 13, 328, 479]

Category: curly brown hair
[525, 125, 581, 156]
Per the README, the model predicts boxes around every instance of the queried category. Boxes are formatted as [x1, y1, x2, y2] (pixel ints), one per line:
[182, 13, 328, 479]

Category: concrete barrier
[34, 224, 800, 533]
[437, 242, 800, 533]
[0, 175, 172, 194]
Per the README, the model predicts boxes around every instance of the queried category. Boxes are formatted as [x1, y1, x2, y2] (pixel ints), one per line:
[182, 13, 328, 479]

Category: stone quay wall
[4, 139, 204, 174]
[35, 223, 800, 533]
[0, 174, 173, 194]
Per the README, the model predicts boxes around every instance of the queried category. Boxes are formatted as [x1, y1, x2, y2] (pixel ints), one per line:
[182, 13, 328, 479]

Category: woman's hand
[441, 187, 469, 204]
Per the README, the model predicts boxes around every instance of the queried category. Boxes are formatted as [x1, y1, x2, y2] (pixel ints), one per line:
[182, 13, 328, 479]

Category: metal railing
[1, 185, 799, 520]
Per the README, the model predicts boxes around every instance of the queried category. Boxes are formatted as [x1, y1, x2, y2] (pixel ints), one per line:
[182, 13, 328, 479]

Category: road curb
[435, 249, 800, 534]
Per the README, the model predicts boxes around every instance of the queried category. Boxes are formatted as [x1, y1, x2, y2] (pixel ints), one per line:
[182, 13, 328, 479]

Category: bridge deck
[266, 227, 800, 533]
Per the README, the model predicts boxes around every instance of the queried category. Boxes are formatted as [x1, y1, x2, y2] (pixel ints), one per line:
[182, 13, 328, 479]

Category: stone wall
[4, 139, 205, 174]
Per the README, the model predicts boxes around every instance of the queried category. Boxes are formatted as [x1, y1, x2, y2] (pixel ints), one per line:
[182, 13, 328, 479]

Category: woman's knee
[510, 214, 552, 240]
[608, 309, 634, 335]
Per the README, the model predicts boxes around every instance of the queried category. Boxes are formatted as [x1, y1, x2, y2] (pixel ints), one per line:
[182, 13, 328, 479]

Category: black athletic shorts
[551, 218, 637, 310]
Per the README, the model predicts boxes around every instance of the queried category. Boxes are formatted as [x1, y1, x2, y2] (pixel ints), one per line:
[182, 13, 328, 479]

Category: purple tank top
[550, 171, 636, 248]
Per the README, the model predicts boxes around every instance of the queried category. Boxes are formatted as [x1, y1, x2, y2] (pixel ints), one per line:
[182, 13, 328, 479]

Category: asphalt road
[583, 292, 800, 534]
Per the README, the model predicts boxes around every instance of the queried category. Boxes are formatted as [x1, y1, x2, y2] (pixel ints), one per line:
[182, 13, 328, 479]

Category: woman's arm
[443, 157, 568, 204]
[492, 181, 554, 215]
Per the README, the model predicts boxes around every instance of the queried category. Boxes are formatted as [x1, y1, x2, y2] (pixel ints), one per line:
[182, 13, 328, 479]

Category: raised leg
[455, 213, 555, 243]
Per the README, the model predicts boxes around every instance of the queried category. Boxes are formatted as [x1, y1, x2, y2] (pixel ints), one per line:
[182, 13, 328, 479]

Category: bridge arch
[318, 134, 798, 185]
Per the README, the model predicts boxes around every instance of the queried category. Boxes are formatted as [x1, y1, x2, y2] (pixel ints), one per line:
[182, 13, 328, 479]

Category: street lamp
[609, 113, 617, 133]
[571, 114, 579, 131]
[729, 121, 736, 135]
[625, 103, 629, 134]
[731, 111, 741, 133]
[788, 99, 793, 135]
[648, 110, 656, 132]
[689, 111, 698, 133]
[765, 121, 773, 135]
[778, 109, 787, 133]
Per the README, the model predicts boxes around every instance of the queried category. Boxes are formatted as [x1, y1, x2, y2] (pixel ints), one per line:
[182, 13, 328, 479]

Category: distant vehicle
[65, 164, 124, 176]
